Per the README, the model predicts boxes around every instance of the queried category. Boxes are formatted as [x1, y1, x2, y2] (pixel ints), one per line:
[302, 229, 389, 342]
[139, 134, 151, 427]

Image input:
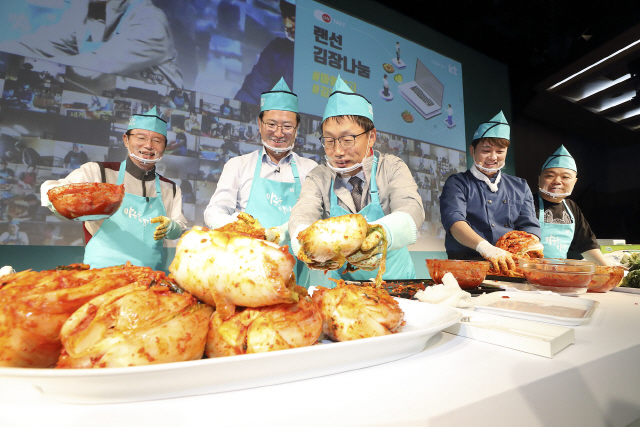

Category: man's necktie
[349, 176, 363, 212]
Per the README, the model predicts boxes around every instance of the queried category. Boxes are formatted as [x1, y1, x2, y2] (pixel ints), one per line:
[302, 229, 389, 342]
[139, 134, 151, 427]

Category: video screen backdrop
[0, 0, 466, 250]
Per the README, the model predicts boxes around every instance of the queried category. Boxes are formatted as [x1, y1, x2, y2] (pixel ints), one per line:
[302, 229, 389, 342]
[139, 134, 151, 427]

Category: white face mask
[474, 161, 504, 174]
[125, 133, 164, 165]
[128, 148, 163, 165]
[538, 168, 576, 200]
[325, 156, 363, 174]
[325, 133, 373, 174]
[257, 118, 295, 154]
[261, 139, 294, 154]
[539, 187, 571, 199]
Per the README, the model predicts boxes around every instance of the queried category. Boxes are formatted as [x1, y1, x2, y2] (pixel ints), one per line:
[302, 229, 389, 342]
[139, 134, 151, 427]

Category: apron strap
[117, 159, 163, 198]
[154, 173, 162, 198]
[329, 153, 379, 213]
[330, 178, 338, 209]
[539, 194, 575, 223]
[369, 154, 380, 205]
[252, 150, 265, 182]
[116, 160, 127, 185]
[561, 199, 575, 222]
[290, 157, 301, 194]
[252, 149, 301, 191]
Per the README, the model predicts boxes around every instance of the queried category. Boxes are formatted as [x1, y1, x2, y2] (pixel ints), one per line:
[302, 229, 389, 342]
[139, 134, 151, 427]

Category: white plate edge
[0, 298, 461, 380]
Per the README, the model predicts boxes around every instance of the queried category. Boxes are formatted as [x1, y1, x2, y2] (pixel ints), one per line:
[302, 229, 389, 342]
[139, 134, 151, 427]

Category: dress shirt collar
[126, 156, 156, 181]
[261, 148, 293, 166]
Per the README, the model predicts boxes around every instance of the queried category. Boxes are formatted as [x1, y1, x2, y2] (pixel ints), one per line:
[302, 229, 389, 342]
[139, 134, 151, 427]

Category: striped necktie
[349, 176, 363, 212]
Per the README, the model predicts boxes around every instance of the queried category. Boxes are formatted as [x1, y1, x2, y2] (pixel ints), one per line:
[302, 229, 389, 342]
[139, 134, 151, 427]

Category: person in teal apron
[535, 145, 608, 265]
[439, 111, 541, 274]
[43, 107, 186, 270]
[290, 76, 424, 286]
[203, 78, 318, 287]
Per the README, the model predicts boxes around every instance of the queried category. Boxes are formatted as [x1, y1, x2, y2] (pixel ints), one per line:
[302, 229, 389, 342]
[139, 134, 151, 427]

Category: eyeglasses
[320, 131, 368, 149]
[261, 120, 296, 135]
[129, 133, 165, 145]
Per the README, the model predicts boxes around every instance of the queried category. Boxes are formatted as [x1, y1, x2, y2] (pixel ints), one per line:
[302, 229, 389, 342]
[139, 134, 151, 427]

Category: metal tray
[345, 280, 502, 298]
[485, 274, 526, 283]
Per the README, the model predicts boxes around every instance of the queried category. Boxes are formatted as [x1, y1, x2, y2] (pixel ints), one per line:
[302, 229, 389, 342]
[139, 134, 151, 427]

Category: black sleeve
[565, 199, 599, 253]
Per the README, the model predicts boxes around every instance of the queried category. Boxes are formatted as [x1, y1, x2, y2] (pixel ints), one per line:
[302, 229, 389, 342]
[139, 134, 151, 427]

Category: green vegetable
[620, 270, 640, 288]
[621, 253, 640, 271]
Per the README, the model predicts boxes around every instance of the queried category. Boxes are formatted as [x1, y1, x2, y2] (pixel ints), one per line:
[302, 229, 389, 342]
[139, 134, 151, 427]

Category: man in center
[204, 78, 318, 287]
[289, 76, 424, 284]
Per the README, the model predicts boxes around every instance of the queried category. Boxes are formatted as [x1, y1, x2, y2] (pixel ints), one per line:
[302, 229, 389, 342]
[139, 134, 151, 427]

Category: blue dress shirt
[439, 170, 541, 259]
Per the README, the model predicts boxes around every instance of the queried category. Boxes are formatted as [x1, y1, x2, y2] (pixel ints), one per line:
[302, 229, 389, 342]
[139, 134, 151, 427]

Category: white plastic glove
[204, 211, 240, 229]
[370, 211, 417, 251]
[476, 240, 516, 274]
[0, 266, 15, 278]
[290, 224, 309, 259]
[264, 222, 289, 246]
[151, 216, 182, 241]
[46, 201, 68, 221]
[346, 226, 386, 271]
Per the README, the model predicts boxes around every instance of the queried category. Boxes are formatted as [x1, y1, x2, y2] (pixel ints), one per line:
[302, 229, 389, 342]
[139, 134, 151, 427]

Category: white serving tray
[472, 292, 598, 326]
[444, 309, 575, 358]
[0, 298, 460, 404]
[611, 286, 640, 294]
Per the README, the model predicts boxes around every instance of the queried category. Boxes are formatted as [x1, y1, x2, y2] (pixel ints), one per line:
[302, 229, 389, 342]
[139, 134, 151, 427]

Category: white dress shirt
[204, 148, 318, 228]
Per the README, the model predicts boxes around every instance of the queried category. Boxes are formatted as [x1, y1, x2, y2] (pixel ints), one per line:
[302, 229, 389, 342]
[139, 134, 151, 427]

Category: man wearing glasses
[204, 78, 318, 287]
[41, 107, 187, 270]
[289, 76, 424, 283]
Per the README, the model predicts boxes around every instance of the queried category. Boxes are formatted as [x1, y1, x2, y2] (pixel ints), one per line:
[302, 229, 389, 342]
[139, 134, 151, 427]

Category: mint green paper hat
[542, 145, 577, 172]
[322, 75, 374, 124]
[260, 77, 298, 113]
[473, 111, 510, 141]
[127, 106, 167, 138]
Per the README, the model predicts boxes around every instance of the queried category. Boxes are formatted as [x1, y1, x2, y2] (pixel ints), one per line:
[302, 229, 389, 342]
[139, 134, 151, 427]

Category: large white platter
[0, 298, 460, 404]
[473, 291, 598, 326]
[611, 286, 640, 294]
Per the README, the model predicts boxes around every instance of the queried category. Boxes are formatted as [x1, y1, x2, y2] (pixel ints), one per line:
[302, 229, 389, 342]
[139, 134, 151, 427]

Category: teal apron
[538, 194, 575, 259]
[84, 160, 166, 270]
[244, 150, 310, 288]
[329, 155, 416, 283]
[78, 0, 140, 54]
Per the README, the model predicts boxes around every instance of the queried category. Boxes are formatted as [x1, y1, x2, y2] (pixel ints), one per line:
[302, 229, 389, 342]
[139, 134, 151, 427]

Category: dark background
[358, 0, 640, 244]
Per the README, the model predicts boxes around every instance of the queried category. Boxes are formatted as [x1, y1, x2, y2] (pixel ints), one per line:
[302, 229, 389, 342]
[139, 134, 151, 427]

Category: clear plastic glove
[347, 253, 383, 271]
[346, 225, 386, 271]
[370, 211, 417, 251]
[46, 201, 68, 221]
[204, 211, 240, 229]
[290, 224, 309, 260]
[151, 216, 182, 241]
[476, 240, 516, 274]
[264, 222, 289, 246]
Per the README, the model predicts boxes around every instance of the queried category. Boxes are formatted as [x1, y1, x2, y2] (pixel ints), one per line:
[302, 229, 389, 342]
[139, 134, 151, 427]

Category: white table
[1, 291, 639, 427]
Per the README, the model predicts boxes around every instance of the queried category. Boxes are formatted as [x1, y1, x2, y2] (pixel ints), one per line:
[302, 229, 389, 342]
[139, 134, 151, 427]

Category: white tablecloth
[1, 291, 639, 427]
